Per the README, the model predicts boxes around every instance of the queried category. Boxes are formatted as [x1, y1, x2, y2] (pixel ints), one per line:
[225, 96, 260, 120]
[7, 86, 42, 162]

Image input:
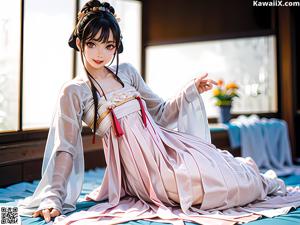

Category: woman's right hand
[32, 208, 61, 223]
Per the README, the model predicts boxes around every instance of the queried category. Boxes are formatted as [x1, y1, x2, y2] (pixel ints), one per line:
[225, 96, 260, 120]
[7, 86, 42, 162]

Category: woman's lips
[93, 59, 103, 64]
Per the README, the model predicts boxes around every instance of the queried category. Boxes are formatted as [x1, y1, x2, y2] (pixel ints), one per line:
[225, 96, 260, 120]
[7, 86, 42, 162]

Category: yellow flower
[211, 79, 240, 106]
[212, 88, 220, 96]
[217, 79, 224, 87]
[225, 82, 238, 90]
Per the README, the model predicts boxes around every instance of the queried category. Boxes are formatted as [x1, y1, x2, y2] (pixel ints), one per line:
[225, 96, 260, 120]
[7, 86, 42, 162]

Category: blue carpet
[1, 167, 299, 225]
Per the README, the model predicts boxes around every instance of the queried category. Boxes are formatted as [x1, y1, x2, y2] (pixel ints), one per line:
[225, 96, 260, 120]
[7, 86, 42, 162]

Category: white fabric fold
[17, 63, 211, 217]
[18, 82, 85, 217]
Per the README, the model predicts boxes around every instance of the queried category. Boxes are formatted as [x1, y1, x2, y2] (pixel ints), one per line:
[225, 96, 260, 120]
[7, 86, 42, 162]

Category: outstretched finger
[32, 210, 41, 218]
[42, 209, 51, 223]
[199, 79, 208, 84]
[50, 209, 61, 217]
[208, 79, 218, 85]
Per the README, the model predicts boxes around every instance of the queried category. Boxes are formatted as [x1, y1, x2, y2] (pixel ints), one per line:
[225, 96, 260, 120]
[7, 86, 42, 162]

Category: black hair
[68, 0, 124, 142]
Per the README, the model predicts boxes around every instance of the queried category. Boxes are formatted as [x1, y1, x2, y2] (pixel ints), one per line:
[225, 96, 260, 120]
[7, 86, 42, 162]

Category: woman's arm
[127, 63, 215, 127]
[33, 151, 73, 222]
[27, 82, 84, 222]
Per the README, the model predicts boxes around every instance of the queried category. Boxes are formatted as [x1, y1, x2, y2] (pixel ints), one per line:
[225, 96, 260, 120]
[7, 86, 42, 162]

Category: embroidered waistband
[88, 96, 138, 128]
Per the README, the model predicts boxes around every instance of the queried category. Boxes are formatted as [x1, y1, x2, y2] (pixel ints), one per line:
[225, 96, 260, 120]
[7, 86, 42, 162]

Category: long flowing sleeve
[125, 63, 211, 143]
[17, 82, 85, 217]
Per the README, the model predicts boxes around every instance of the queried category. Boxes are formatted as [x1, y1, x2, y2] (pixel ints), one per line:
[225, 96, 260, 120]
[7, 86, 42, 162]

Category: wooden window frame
[1, 0, 279, 145]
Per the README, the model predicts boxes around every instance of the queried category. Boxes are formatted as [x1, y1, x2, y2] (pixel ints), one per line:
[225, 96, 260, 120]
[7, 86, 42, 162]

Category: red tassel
[110, 108, 124, 137]
[136, 96, 147, 128]
[92, 133, 96, 144]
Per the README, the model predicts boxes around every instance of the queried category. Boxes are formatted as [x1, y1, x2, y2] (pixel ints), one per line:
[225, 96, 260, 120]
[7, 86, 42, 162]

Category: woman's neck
[85, 63, 110, 80]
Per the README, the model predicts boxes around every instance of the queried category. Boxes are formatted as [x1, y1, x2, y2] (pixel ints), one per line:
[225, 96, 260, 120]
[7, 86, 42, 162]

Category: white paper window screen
[146, 36, 277, 117]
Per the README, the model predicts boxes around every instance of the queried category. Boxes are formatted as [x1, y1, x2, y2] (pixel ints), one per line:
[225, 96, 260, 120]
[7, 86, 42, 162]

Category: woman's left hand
[194, 73, 217, 93]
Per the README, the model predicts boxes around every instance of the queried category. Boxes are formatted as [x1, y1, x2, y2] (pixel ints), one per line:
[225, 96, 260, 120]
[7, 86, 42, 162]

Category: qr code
[0, 206, 20, 225]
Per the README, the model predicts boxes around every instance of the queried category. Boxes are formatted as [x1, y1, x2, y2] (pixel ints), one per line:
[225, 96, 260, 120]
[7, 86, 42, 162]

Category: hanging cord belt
[109, 106, 124, 137]
[108, 96, 147, 137]
[135, 96, 147, 128]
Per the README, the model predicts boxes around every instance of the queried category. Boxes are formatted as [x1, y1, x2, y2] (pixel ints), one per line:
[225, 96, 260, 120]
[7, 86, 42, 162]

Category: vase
[218, 105, 232, 123]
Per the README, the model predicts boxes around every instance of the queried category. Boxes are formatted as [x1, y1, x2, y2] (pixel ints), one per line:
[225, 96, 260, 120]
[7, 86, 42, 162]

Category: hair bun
[81, 0, 100, 12]
[102, 2, 115, 14]
[81, 1, 115, 15]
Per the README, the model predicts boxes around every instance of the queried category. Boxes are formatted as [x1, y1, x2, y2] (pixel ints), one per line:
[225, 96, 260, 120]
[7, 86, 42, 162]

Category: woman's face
[79, 29, 117, 70]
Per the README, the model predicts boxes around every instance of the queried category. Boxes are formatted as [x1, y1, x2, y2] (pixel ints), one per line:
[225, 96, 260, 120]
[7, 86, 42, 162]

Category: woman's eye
[87, 42, 95, 48]
[107, 44, 116, 50]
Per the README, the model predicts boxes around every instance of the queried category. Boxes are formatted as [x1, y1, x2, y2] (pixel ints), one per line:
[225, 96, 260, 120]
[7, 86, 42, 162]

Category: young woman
[17, 1, 300, 224]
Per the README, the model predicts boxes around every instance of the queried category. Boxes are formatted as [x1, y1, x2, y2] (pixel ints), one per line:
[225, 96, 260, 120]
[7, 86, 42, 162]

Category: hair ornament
[77, 5, 121, 22]
[114, 14, 121, 22]
[77, 11, 85, 20]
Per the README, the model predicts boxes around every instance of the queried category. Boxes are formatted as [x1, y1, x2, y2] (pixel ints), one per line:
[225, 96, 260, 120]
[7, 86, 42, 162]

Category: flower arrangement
[212, 79, 239, 106]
